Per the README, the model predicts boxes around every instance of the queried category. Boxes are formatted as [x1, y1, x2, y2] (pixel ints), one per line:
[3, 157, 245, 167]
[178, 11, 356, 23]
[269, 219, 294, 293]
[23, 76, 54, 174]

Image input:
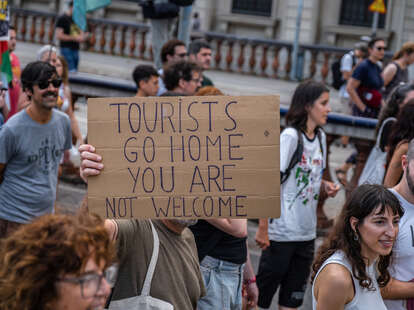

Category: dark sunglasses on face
[36, 78, 62, 90]
[376, 46, 386, 51]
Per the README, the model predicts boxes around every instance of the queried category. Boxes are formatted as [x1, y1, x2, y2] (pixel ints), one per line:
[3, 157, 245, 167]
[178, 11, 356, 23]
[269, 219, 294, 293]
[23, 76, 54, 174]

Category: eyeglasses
[58, 264, 118, 299]
[375, 46, 386, 51]
[36, 78, 62, 90]
[190, 77, 202, 84]
[0, 87, 7, 92]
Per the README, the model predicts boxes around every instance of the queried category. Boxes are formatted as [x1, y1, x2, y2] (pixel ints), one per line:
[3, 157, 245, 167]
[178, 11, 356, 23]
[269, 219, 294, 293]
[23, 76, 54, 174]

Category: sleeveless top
[312, 251, 387, 310]
[383, 61, 408, 100]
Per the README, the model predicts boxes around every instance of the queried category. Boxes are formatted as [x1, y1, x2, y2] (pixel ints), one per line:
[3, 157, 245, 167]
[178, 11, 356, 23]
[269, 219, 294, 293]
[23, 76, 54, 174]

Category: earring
[354, 234, 359, 241]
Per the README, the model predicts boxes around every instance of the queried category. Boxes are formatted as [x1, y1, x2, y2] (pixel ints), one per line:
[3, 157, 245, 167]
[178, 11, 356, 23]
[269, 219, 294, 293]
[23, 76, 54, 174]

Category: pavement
[17, 40, 355, 310]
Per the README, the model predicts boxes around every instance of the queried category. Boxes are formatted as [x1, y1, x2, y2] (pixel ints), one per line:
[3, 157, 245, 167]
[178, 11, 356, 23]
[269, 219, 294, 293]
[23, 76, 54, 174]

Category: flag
[73, 0, 112, 31]
[0, 2, 12, 84]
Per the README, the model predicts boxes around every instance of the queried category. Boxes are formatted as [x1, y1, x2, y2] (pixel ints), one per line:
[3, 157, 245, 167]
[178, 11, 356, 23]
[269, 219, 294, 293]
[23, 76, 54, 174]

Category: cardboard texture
[88, 95, 280, 219]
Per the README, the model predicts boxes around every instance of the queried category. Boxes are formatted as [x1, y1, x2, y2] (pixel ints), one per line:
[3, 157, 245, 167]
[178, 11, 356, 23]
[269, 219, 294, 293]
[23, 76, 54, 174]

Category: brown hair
[0, 213, 115, 310]
[392, 41, 414, 60]
[57, 55, 69, 85]
[311, 184, 404, 290]
[195, 86, 224, 96]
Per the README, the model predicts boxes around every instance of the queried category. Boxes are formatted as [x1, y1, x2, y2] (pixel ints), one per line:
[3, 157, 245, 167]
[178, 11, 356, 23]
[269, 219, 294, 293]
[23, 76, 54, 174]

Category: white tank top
[312, 250, 387, 310]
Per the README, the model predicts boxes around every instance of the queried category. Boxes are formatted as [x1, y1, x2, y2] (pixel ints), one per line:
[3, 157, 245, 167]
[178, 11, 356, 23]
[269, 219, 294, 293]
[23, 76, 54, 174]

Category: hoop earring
[354, 233, 359, 241]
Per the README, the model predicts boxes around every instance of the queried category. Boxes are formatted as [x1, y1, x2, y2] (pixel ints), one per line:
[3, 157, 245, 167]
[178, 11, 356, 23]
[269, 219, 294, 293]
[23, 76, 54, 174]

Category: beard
[170, 219, 198, 227]
[406, 165, 414, 195]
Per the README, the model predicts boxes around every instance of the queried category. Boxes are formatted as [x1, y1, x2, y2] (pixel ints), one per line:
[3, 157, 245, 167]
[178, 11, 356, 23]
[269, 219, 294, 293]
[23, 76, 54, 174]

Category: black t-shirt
[55, 14, 80, 50]
[190, 220, 247, 264]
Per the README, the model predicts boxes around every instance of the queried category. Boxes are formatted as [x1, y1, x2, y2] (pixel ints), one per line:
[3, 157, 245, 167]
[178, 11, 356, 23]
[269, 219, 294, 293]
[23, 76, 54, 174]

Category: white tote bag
[108, 221, 174, 310]
[358, 117, 396, 186]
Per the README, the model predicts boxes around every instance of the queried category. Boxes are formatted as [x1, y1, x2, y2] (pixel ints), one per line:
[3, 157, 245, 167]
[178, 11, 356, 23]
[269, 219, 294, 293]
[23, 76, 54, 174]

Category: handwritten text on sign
[88, 96, 280, 219]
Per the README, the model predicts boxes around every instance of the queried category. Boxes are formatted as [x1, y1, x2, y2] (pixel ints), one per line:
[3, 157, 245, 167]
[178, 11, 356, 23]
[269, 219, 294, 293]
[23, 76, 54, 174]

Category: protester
[55, 55, 83, 145]
[255, 80, 339, 309]
[376, 83, 414, 152]
[79, 144, 206, 309]
[157, 39, 187, 95]
[0, 61, 71, 238]
[0, 213, 116, 310]
[6, 26, 21, 121]
[55, 0, 87, 72]
[346, 37, 385, 119]
[382, 42, 414, 100]
[382, 139, 414, 309]
[337, 42, 367, 147]
[190, 219, 258, 310]
[188, 39, 213, 87]
[161, 60, 202, 96]
[132, 64, 159, 97]
[312, 184, 403, 309]
[383, 101, 414, 187]
[0, 83, 8, 127]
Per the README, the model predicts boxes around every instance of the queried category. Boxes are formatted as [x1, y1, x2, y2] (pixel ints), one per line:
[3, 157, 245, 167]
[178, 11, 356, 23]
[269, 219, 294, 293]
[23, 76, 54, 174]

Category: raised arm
[79, 144, 104, 183]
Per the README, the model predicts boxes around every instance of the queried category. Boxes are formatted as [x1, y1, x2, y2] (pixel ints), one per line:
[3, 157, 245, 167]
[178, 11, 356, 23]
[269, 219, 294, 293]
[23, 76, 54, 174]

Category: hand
[255, 226, 270, 250]
[324, 180, 340, 198]
[244, 282, 259, 309]
[79, 144, 104, 183]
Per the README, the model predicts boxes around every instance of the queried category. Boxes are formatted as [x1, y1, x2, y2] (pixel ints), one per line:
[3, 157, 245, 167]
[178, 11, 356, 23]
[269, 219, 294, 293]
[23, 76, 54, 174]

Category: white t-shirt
[339, 51, 354, 99]
[312, 250, 387, 310]
[268, 127, 326, 242]
[385, 189, 414, 310]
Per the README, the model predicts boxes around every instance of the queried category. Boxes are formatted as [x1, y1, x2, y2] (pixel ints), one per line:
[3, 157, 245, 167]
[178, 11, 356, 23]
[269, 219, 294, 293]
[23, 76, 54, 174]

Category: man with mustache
[382, 139, 414, 309]
[0, 61, 72, 238]
[79, 145, 206, 309]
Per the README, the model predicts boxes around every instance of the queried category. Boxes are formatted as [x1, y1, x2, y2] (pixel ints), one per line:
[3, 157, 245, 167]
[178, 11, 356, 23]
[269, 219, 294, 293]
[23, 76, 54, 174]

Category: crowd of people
[2, 3, 414, 309]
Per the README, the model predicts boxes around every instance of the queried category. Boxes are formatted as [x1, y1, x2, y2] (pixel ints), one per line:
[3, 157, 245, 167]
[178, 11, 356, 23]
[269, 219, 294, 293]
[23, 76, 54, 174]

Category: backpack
[331, 52, 356, 90]
[280, 127, 324, 184]
[169, 0, 194, 5]
[358, 117, 396, 186]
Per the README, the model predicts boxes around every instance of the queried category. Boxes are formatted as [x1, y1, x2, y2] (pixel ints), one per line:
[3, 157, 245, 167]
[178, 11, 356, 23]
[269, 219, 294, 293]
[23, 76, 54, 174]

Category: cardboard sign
[87, 96, 280, 219]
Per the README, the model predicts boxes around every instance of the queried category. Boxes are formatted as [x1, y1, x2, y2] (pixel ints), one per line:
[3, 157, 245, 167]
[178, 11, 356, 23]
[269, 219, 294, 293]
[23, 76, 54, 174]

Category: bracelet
[243, 276, 256, 285]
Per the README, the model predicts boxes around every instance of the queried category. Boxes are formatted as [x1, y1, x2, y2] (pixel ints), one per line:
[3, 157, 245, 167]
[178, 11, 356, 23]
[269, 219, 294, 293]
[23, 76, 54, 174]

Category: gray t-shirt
[0, 109, 71, 223]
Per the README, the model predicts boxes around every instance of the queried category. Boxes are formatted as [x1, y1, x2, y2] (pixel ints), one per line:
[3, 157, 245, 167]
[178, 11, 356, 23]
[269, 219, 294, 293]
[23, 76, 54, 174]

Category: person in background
[382, 42, 414, 100]
[0, 61, 71, 238]
[161, 60, 202, 96]
[382, 139, 414, 309]
[132, 64, 160, 97]
[55, 55, 83, 145]
[255, 80, 339, 310]
[0, 213, 116, 310]
[0, 83, 8, 127]
[188, 39, 213, 87]
[6, 26, 21, 121]
[55, 0, 88, 72]
[383, 101, 414, 187]
[312, 184, 403, 309]
[192, 12, 201, 32]
[157, 39, 187, 95]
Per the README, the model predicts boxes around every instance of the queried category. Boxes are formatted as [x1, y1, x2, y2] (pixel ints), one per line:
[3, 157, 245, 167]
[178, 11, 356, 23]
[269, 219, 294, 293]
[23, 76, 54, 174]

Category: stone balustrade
[10, 7, 393, 82]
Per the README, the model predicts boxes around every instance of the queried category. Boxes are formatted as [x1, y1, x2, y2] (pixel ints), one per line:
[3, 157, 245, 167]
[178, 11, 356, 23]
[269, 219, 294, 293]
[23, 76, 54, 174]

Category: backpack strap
[316, 127, 326, 169]
[281, 127, 303, 184]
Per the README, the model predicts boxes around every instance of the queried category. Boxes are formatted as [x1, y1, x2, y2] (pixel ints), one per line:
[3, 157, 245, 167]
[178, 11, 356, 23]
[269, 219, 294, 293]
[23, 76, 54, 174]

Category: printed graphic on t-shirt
[27, 137, 63, 175]
[288, 148, 323, 209]
[70, 23, 81, 36]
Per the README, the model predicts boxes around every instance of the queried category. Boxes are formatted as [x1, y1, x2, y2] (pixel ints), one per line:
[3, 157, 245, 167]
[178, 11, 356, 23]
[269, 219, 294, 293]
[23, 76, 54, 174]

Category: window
[231, 0, 272, 17]
[339, 0, 387, 28]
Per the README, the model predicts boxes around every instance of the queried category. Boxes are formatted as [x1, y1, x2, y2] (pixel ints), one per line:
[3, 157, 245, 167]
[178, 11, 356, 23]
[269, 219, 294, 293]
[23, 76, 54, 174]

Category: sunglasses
[36, 78, 62, 90]
[375, 46, 386, 51]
